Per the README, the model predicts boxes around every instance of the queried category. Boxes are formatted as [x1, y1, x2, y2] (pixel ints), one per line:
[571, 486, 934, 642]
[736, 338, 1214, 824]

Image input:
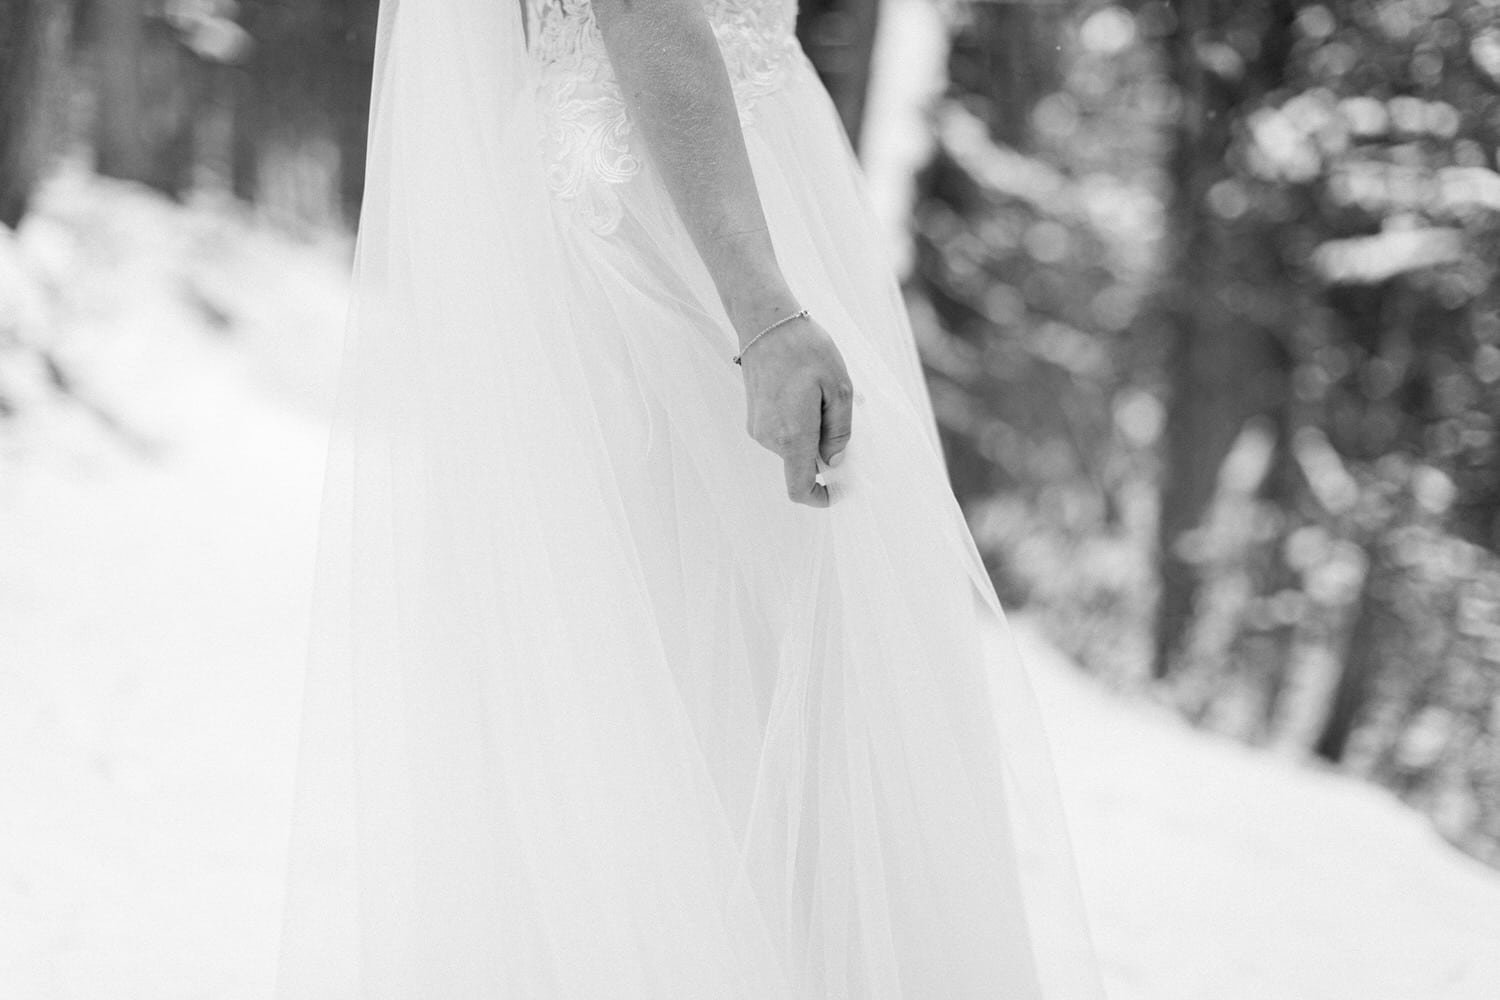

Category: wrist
[732, 308, 810, 366]
[700, 232, 797, 346]
[722, 281, 801, 349]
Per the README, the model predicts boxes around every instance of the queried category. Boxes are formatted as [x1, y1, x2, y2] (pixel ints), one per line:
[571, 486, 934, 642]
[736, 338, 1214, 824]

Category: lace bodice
[526, 0, 802, 234]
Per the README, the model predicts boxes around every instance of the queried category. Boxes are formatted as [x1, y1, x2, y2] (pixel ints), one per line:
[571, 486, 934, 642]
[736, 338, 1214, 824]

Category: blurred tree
[231, 0, 377, 225]
[1155, 0, 1500, 856]
[914, 0, 1075, 510]
[1, 0, 70, 226]
[908, 0, 1164, 673]
[65, 0, 858, 226]
[908, 0, 1500, 862]
[1151, 0, 1299, 679]
[91, 0, 198, 195]
[797, 0, 880, 152]
[77, 0, 368, 222]
[949, 0, 1067, 150]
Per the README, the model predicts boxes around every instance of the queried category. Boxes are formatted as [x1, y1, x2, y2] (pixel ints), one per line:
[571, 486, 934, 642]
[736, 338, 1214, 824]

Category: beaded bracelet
[732, 308, 810, 366]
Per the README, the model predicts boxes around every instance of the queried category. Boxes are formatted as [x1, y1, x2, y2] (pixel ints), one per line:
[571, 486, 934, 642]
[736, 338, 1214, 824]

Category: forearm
[592, 0, 797, 345]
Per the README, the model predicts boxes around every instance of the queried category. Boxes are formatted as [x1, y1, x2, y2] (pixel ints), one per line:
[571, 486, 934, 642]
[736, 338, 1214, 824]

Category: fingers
[783, 446, 830, 508]
[770, 389, 829, 509]
[819, 376, 853, 466]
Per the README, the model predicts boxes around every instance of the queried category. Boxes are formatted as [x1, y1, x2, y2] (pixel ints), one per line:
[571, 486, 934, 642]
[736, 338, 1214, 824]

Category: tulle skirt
[272, 3, 1104, 996]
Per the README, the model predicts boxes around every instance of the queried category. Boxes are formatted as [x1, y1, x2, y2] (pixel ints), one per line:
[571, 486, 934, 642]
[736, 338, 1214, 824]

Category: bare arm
[592, 0, 853, 506]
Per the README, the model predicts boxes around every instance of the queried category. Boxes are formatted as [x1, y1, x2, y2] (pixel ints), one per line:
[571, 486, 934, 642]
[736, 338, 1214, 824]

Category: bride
[273, 0, 1106, 996]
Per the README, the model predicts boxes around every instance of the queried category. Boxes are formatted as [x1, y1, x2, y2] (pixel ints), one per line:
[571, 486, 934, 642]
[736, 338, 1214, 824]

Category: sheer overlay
[272, 0, 1106, 996]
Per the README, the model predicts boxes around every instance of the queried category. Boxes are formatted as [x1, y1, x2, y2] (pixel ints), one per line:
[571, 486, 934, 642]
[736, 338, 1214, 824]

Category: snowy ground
[3, 174, 1499, 1000]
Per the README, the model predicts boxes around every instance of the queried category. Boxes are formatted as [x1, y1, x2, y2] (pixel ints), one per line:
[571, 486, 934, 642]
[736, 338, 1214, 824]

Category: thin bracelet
[732, 308, 810, 366]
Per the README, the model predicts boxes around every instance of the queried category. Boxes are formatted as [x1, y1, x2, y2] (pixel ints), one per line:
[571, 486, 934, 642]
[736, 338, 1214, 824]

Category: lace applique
[529, 0, 800, 235]
[715, 0, 801, 127]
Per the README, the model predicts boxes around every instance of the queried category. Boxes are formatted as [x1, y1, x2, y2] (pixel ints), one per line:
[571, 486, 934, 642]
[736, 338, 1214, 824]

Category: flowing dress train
[272, 0, 1106, 996]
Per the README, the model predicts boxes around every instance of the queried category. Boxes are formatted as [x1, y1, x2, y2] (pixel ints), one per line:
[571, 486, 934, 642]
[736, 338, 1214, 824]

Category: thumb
[820, 379, 853, 466]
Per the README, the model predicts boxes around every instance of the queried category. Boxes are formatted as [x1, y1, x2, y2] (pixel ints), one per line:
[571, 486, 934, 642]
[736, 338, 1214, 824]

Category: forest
[2, 0, 1497, 872]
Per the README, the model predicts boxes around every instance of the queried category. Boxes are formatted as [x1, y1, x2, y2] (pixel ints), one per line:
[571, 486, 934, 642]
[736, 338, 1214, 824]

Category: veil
[272, 0, 1104, 996]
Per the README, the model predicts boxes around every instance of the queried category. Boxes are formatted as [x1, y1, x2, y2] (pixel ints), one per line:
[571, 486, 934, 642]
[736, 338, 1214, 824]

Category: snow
[1032, 640, 1500, 1000]
[3, 176, 1499, 1000]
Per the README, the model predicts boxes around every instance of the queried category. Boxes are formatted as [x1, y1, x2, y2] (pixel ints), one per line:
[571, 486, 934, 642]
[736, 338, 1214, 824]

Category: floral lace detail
[528, 0, 800, 235]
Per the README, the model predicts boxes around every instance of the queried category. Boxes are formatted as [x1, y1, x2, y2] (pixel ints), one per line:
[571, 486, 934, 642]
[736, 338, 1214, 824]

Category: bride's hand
[738, 313, 853, 508]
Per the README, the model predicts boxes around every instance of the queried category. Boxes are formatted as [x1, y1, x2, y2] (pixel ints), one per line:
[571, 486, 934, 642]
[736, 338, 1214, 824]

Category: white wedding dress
[272, 0, 1105, 996]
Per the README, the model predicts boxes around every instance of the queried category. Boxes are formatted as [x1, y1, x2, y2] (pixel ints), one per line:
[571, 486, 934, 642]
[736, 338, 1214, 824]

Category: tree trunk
[1254, 422, 1301, 738]
[947, 0, 1066, 151]
[1151, 0, 1297, 677]
[1152, 0, 1248, 675]
[796, 0, 879, 154]
[330, 0, 378, 225]
[230, 0, 378, 225]
[1315, 541, 1388, 762]
[0, 0, 68, 228]
[229, 59, 261, 203]
[93, 0, 151, 184]
[91, 0, 212, 198]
